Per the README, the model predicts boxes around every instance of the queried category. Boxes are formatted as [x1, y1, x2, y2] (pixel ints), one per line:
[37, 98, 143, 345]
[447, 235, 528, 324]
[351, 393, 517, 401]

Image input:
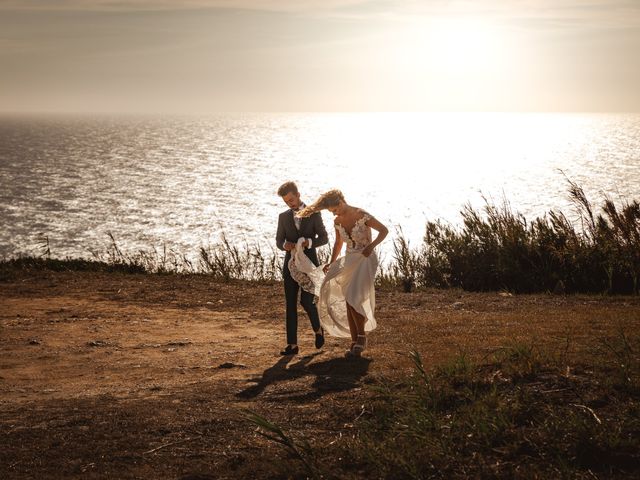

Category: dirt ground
[1, 270, 639, 479]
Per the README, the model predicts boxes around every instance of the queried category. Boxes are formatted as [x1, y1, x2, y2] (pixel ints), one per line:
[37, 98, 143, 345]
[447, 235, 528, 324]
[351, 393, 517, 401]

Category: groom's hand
[284, 241, 296, 251]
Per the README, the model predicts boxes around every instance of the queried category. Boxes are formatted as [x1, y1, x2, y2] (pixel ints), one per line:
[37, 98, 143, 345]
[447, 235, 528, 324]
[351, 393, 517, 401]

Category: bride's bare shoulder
[353, 207, 371, 219]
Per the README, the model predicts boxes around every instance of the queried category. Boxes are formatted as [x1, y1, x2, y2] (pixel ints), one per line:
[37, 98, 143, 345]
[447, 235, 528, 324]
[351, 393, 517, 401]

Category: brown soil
[1, 271, 639, 479]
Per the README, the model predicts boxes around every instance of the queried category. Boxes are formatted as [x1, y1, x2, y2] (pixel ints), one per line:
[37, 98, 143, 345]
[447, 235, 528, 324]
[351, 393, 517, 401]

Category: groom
[276, 181, 328, 355]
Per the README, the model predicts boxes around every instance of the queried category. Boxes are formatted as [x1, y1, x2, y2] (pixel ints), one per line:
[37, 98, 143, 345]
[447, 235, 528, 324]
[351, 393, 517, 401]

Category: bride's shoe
[345, 335, 366, 358]
[344, 342, 357, 358]
[352, 335, 367, 357]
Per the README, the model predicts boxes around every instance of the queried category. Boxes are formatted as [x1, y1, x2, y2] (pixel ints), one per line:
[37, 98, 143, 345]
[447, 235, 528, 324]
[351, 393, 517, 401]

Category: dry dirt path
[1, 271, 639, 479]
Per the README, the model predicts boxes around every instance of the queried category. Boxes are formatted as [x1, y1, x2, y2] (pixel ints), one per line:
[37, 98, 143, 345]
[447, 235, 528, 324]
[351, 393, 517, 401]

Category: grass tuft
[347, 335, 640, 479]
[243, 409, 320, 480]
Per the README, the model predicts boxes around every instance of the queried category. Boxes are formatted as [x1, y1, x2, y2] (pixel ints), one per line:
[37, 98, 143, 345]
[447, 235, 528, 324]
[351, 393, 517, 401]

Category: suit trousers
[283, 261, 321, 345]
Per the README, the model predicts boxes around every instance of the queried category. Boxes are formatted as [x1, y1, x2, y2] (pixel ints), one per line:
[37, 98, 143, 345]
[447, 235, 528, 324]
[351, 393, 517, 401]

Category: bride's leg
[352, 308, 366, 338]
[346, 303, 357, 343]
[343, 303, 358, 358]
[347, 303, 367, 356]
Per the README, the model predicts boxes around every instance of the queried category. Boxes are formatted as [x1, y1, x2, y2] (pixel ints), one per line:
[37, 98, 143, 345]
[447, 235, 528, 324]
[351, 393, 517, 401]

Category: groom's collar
[291, 202, 306, 213]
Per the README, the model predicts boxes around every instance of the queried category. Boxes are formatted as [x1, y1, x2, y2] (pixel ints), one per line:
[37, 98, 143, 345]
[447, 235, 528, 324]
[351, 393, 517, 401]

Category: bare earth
[1, 271, 639, 479]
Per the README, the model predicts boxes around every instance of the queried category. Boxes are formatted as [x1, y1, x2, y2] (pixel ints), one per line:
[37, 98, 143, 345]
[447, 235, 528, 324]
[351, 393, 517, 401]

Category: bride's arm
[324, 227, 343, 272]
[362, 216, 389, 257]
[331, 226, 344, 261]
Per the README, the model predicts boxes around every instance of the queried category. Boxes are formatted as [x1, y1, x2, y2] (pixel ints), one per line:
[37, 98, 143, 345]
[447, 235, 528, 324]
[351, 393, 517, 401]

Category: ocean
[1, 112, 639, 262]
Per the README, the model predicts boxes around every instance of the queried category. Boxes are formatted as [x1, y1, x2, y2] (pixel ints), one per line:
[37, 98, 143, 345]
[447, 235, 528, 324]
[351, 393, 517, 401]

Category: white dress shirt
[283, 202, 313, 250]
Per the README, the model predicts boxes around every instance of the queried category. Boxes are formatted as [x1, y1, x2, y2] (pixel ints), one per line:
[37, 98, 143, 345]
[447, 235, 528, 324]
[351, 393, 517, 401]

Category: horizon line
[1, 109, 639, 116]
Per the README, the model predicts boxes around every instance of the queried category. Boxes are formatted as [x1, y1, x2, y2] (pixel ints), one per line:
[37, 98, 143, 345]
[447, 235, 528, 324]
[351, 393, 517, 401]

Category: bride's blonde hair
[297, 189, 345, 217]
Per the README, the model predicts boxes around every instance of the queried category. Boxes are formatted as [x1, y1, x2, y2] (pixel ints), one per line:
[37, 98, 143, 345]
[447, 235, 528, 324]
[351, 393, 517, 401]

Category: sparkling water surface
[1, 113, 639, 262]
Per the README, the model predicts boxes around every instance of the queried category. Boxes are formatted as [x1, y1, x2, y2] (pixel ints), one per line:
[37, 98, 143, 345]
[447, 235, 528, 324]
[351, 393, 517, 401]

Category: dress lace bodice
[336, 212, 372, 253]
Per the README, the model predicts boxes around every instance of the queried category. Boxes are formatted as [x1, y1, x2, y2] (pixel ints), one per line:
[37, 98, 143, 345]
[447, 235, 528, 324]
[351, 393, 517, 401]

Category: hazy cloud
[2, 0, 639, 28]
[0, 0, 371, 12]
[0, 0, 638, 112]
[327, 0, 640, 29]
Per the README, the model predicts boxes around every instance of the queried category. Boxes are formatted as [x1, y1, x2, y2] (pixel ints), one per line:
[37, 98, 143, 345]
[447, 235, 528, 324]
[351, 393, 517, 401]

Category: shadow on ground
[236, 353, 372, 402]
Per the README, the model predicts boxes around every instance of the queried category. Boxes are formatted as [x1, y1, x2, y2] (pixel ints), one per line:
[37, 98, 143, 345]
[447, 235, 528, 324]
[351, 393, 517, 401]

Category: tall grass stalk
[243, 410, 320, 480]
[198, 233, 283, 281]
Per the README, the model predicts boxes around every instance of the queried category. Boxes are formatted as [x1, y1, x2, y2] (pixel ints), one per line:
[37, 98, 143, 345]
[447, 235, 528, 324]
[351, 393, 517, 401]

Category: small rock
[87, 340, 108, 347]
[452, 302, 464, 310]
[217, 362, 247, 369]
[28, 338, 41, 345]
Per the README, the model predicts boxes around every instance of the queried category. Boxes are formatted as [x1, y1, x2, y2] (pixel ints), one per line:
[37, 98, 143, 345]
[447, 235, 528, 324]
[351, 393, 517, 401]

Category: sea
[1, 112, 639, 263]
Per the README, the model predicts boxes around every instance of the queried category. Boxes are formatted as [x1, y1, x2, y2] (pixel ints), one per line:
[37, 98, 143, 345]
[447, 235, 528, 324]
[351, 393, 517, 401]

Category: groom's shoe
[280, 345, 299, 356]
[315, 328, 325, 349]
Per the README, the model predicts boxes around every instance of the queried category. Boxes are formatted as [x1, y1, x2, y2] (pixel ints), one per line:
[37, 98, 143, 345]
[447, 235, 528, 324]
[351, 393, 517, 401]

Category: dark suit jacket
[276, 209, 328, 268]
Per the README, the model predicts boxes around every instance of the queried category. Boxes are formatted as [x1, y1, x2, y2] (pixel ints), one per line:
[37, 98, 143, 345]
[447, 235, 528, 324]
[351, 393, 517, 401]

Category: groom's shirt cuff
[283, 238, 312, 249]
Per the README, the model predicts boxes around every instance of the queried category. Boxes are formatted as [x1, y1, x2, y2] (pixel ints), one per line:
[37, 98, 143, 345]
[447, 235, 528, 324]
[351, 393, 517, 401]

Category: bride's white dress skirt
[318, 250, 378, 338]
[292, 210, 379, 338]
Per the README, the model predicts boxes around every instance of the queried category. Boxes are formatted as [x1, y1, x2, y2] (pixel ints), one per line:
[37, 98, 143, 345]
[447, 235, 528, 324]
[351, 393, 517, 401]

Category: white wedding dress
[318, 212, 379, 338]
[288, 237, 324, 297]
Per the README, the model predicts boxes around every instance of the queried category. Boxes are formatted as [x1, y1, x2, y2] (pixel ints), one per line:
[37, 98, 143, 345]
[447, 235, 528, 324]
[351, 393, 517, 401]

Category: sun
[422, 17, 505, 75]
[388, 16, 511, 80]
[381, 15, 517, 108]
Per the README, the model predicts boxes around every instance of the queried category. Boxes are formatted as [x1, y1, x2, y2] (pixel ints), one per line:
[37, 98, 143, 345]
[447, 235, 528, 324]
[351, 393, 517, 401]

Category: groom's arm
[310, 212, 328, 248]
[275, 213, 286, 251]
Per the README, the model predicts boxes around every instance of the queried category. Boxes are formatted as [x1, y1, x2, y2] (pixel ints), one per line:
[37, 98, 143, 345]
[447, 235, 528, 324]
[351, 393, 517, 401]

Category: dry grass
[393, 178, 640, 294]
[6, 180, 638, 296]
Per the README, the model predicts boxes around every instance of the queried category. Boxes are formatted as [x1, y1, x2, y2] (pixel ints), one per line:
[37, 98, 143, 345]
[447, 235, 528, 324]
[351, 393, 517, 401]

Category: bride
[297, 190, 388, 357]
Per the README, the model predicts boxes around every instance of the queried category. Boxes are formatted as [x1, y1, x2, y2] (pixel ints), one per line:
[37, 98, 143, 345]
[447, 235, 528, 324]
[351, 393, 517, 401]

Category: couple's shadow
[236, 352, 371, 402]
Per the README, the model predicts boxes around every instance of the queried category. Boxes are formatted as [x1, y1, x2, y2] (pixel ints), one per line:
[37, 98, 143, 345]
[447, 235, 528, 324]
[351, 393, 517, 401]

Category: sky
[1, 0, 639, 113]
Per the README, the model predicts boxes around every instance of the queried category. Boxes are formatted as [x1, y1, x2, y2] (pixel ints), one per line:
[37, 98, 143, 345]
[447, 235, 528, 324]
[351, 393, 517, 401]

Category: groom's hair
[277, 181, 298, 197]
